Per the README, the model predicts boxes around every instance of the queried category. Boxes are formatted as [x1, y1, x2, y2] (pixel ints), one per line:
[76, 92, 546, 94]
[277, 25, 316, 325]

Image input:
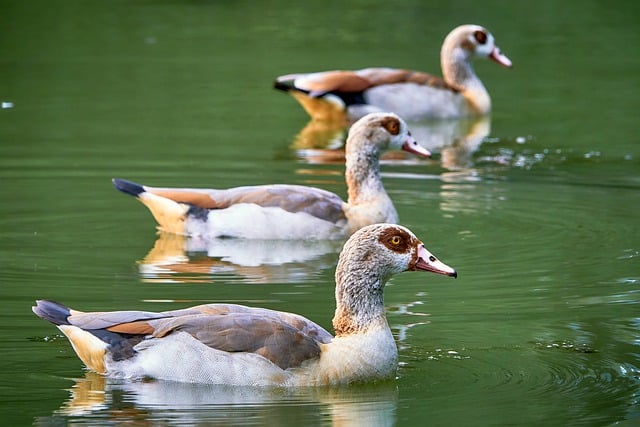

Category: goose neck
[345, 146, 384, 205]
[332, 260, 389, 336]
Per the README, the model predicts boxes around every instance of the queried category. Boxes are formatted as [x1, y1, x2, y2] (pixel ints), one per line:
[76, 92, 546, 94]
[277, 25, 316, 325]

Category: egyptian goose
[274, 24, 512, 121]
[112, 113, 431, 239]
[32, 223, 457, 385]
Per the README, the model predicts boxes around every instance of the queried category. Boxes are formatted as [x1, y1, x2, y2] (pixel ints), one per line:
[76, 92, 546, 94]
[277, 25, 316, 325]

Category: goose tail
[112, 178, 189, 235]
[33, 300, 109, 373]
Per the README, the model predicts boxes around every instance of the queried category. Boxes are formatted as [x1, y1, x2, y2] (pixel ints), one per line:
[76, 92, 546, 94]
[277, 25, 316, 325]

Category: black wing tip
[112, 178, 145, 198]
[32, 299, 71, 326]
[274, 79, 294, 92]
[273, 75, 312, 95]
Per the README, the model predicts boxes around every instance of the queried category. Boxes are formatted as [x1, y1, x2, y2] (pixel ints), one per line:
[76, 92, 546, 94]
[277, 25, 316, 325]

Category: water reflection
[39, 372, 398, 427]
[138, 232, 344, 284]
[439, 181, 507, 216]
[291, 116, 491, 171]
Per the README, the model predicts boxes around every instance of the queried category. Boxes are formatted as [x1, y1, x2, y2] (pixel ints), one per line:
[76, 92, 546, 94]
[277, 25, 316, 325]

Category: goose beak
[402, 135, 431, 158]
[489, 47, 512, 68]
[413, 244, 457, 278]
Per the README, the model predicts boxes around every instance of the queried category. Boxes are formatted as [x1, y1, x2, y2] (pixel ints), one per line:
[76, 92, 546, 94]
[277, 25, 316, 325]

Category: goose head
[346, 112, 431, 159]
[442, 24, 512, 71]
[337, 223, 457, 283]
[333, 224, 456, 335]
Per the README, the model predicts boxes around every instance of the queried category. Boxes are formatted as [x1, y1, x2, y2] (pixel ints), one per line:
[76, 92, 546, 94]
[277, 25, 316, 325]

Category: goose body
[113, 113, 430, 239]
[33, 223, 457, 385]
[275, 25, 512, 121]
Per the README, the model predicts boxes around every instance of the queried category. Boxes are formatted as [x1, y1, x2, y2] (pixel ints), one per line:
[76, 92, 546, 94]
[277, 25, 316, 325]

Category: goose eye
[389, 235, 402, 246]
[379, 228, 411, 253]
[474, 30, 487, 44]
[381, 117, 400, 135]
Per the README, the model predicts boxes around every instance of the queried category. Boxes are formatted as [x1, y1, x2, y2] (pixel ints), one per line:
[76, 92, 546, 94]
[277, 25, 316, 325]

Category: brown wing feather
[295, 68, 459, 94]
[307, 71, 372, 92]
[106, 321, 155, 335]
[148, 189, 219, 209]
[184, 303, 333, 343]
[284, 70, 373, 94]
[149, 313, 324, 369]
[357, 68, 458, 91]
[67, 310, 170, 330]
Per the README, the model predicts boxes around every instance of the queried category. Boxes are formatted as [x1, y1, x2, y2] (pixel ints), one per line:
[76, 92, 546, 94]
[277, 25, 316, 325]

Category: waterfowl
[274, 24, 512, 121]
[32, 223, 457, 385]
[112, 113, 431, 239]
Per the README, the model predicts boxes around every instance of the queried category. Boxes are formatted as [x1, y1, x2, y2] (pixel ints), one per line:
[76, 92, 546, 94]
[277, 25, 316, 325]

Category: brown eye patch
[380, 116, 401, 136]
[378, 227, 413, 253]
[474, 30, 487, 44]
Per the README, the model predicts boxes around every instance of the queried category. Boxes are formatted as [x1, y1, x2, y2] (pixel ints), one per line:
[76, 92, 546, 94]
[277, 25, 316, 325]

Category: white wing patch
[188, 204, 348, 240]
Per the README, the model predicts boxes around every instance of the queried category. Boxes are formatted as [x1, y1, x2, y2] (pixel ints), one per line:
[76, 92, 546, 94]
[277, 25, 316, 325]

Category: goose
[112, 113, 431, 240]
[274, 24, 512, 121]
[32, 223, 457, 385]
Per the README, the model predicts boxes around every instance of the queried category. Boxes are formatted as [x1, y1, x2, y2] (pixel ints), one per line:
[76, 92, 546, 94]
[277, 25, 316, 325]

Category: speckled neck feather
[344, 116, 388, 206]
[332, 262, 387, 336]
[331, 224, 413, 336]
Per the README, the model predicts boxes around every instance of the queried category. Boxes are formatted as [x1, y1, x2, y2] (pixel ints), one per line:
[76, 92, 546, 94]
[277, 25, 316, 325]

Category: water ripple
[401, 341, 639, 406]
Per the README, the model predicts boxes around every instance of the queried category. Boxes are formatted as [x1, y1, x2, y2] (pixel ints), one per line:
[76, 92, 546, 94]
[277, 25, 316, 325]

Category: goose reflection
[43, 371, 397, 427]
[138, 232, 344, 284]
[292, 115, 490, 171]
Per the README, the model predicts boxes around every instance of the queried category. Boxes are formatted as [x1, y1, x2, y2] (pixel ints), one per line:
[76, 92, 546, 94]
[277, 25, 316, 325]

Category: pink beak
[489, 47, 513, 68]
[413, 244, 457, 278]
[402, 135, 431, 158]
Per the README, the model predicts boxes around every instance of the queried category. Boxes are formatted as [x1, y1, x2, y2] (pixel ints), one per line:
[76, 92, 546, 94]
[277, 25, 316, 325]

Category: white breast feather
[307, 328, 398, 385]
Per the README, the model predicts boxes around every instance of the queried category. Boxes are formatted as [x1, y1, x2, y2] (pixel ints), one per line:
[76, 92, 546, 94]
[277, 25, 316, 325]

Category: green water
[1, 0, 639, 425]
